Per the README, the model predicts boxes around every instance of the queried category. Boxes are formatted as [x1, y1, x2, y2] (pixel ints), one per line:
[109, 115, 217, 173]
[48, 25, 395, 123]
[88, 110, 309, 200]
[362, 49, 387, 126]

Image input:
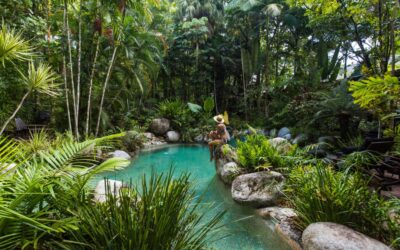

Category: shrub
[70, 172, 224, 250]
[121, 130, 146, 152]
[339, 150, 383, 172]
[286, 164, 395, 245]
[237, 134, 288, 171]
[157, 99, 191, 129]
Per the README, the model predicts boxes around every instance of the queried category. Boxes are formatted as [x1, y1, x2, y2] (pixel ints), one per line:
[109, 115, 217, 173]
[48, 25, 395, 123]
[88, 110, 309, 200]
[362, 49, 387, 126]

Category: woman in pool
[208, 115, 230, 161]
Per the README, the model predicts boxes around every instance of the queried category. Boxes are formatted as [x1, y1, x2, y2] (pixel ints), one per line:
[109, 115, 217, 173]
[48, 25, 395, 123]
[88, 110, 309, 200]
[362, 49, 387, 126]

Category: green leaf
[187, 102, 202, 113]
[203, 97, 215, 113]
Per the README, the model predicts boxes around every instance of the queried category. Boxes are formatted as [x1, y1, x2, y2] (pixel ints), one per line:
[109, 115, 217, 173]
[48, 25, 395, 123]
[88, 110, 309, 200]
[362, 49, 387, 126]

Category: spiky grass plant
[340, 150, 383, 172]
[69, 171, 225, 250]
[286, 164, 394, 245]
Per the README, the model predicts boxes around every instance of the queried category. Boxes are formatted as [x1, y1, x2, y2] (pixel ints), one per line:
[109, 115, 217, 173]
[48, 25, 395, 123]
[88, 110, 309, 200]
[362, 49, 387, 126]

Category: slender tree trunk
[391, 0, 399, 75]
[264, 16, 270, 87]
[75, 0, 83, 139]
[240, 43, 248, 121]
[64, 0, 78, 137]
[95, 6, 127, 136]
[344, 47, 348, 78]
[85, 35, 100, 136]
[95, 46, 118, 136]
[0, 92, 30, 136]
[63, 56, 72, 131]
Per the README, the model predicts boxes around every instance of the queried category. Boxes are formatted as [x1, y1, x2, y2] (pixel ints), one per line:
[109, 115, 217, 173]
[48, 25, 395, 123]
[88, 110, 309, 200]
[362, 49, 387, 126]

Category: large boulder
[268, 138, 292, 154]
[231, 171, 284, 207]
[94, 179, 124, 203]
[302, 222, 391, 250]
[110, 150, 131, 160]
[166, 131, 180, 142]
[278, 127, 291, 138]
[218, 162, 243, 185]
[149, 118, 170, 135]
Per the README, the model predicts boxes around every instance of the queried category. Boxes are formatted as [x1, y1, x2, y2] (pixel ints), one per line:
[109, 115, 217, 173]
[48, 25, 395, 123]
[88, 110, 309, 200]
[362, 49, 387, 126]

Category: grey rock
[231, 171, 284, 207]
[218, 162, 242, 185]
[257, 206, 297, 222]
[302, 222, 391, 250]
[276, 221, 303, 250]
[143, 132, 155, 140]
[194, 134, 204, 143]
[282, 133, 292, 140]
[143, 135, 167, 148]
[94, 179, 124, 203]
[166, 131, 180, 142]
[149, 118, 170, 135]
[110, 150, 131, 160]
[278, 127, 291, 138]
[268, 138, 292, 154]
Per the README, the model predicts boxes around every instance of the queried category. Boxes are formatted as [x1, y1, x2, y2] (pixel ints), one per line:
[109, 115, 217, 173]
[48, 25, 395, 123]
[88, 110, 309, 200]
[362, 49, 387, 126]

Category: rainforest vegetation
[0, 0, 399, 249]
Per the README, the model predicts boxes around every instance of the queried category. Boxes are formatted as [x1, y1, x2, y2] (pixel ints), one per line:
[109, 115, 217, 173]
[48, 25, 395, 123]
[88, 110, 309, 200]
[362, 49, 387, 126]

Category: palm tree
[95, 0, 158, 136]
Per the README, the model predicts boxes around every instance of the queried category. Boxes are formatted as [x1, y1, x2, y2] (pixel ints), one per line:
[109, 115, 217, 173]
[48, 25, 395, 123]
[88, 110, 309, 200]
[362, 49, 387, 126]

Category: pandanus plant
[0, 26, 58, 136]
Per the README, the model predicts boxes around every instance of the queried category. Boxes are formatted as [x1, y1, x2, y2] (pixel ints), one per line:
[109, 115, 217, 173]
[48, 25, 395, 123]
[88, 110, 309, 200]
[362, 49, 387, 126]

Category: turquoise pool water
[98, 144, 291, 250]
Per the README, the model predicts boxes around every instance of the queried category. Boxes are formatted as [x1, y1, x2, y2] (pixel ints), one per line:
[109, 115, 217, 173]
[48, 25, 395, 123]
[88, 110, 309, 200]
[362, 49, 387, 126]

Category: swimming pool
[97, 144, 291, 250]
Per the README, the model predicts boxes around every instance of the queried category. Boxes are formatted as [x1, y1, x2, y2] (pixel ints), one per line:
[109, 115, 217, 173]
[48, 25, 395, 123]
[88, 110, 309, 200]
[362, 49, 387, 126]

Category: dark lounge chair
[14, 118, 48, 138]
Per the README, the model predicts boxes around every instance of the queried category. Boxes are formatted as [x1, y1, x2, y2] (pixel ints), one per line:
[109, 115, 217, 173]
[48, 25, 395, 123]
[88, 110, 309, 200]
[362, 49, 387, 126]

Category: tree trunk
[63, 56, 72, 132]
[64, 0, 78, 137]
[75, 0, 83, 138]
[0, 91, 30, 136]
[240, 43, 248, 121]
[344, 47, 348, 78]
[391, 0, 399, 75]
[85, 35, 100, 137]
[95, 46, 118, 136]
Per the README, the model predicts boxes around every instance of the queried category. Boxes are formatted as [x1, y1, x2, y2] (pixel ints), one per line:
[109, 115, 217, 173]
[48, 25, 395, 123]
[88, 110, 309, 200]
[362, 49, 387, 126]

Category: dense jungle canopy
[0, 0, 399, 138]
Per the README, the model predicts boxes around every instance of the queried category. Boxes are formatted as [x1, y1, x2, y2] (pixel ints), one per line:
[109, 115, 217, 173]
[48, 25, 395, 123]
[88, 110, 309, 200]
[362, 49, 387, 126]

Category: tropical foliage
[0, 133, 223, 249]
[286, 164, 399, 246]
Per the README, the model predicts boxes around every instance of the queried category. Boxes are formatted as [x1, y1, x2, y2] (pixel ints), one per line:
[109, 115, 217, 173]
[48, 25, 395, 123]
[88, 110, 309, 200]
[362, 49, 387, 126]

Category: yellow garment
[223, 111, 229, 125]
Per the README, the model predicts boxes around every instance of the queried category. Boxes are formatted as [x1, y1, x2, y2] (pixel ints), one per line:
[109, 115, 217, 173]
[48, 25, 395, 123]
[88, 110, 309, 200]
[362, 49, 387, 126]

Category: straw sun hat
[213, 114, 225, 124]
